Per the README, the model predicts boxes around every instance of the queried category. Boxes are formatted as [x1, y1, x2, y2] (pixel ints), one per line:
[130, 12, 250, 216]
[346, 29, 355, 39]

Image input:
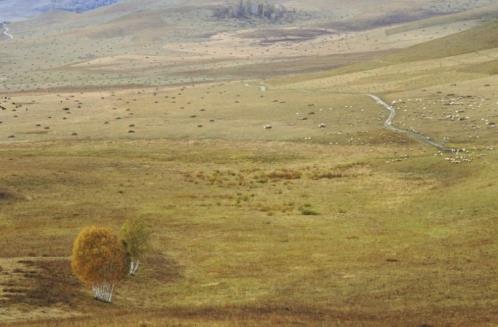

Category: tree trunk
[129, 258, 140, 276]
[93, 282, 115, 303]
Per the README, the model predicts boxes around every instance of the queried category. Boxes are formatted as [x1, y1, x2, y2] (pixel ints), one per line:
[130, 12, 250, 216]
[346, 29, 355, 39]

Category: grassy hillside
[343, 17, 498, 72]
[2, 0, 493, 92]
[387, 19, 498, 62]
[386, 2, 498, 35]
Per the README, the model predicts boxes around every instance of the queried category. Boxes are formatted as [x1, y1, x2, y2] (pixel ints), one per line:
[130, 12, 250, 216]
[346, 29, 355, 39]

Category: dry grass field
[0, 138, 497, 325]
[1, 0, 498, 326]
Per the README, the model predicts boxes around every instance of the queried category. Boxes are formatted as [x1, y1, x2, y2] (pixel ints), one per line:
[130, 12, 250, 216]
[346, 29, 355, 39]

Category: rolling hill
[2, 0, 498, 93]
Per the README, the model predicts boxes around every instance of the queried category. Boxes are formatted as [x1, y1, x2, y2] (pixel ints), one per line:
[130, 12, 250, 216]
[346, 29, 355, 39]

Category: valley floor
[1, 5, 498, 326]
[0, 139, 497, 326]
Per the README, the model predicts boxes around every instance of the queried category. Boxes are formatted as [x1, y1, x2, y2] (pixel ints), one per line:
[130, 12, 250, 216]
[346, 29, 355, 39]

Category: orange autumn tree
[71, 226, 128, 303]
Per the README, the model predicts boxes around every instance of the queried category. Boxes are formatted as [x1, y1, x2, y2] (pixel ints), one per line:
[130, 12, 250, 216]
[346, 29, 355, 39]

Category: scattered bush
[267, 169, 302, 180]
[214, 0, 294, 21]
[311, 172, 344, 180]
[299, 204, 319, 216]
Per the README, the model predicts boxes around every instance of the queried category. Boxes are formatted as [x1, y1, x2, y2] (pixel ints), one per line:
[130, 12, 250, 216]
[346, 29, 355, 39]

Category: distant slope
[387, 3, 498, 35]
[325, 18, 498, 77]
[386, 19, 498, 63]
[0, 0, 51, 21]
[0, 0, 120, 22]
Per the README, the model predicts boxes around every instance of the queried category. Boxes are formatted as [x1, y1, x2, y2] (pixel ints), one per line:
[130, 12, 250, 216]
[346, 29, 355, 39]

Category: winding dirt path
[368, 94, 454, 152]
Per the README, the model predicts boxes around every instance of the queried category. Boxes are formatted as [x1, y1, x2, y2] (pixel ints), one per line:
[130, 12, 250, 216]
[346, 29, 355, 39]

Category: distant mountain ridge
[0, 0, 119, 22]
[40, 0, 119, 13]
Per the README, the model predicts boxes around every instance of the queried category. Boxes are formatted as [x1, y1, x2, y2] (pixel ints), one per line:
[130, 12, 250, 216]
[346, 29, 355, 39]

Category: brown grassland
[1, 1, 498, 326]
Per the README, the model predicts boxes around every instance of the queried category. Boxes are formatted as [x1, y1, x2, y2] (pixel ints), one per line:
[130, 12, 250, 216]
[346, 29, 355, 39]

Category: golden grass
[1, 12, 498, 326]
[0, 138, 497, 325]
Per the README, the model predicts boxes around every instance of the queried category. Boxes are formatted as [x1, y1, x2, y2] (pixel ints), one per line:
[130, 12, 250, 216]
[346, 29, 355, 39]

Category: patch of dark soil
[196, 51, 387, 79]
[0, 188, 23, 201]
[239, 28, 333, 45]
[2, 259, 83, 306]
[28, 260, 82, 306]
[325, 10, 448, 32]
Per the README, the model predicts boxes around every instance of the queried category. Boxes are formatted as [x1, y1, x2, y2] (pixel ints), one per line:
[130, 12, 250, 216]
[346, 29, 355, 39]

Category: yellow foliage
[71, 226, 127, 286]
[121, 217, 151, 260]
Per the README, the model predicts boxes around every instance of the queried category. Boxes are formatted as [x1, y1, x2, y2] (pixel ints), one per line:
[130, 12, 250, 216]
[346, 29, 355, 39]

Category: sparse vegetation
[2, 0, 498, 325]
[213, 0, 295, 22]
[267, 168, 302, 180]
[299, 204, 319, 216]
